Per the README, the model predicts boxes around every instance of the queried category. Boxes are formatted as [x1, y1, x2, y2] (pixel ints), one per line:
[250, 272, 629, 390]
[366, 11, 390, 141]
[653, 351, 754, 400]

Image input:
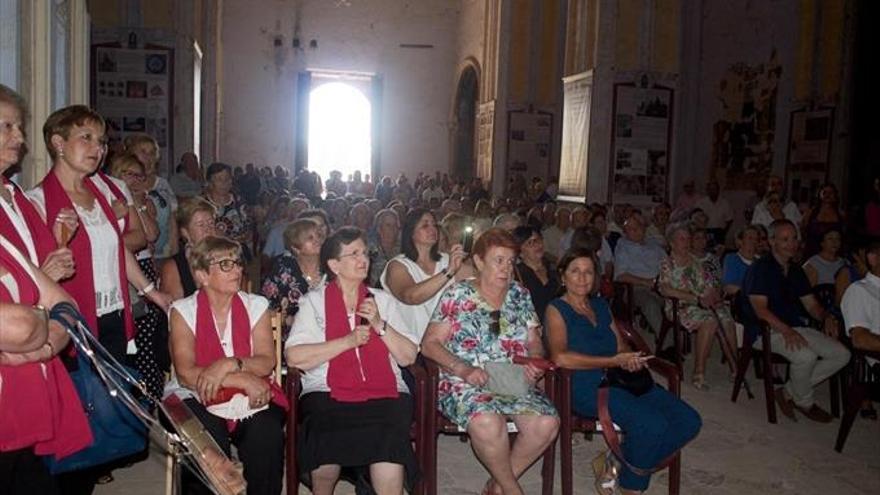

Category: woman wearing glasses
[511, 225, 560, 324]
[421, 228, 559, 495]
[166, 236, 287, 495]
[125, 133, 179, 261]
[110, 153, 166, 399]
[286, 227, 419, 495]
[752, 191, 800, 238]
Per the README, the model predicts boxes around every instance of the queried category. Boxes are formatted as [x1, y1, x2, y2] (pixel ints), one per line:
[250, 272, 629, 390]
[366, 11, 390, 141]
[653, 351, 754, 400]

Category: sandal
[691, 373, 710, 391]
[480, 479, 501, 495]
[591, 450, 618, 495]
[96, 473, 114, 485]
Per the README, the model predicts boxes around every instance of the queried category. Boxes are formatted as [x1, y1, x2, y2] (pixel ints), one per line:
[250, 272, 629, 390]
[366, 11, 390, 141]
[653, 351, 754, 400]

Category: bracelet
[139, 282, 156, 296]
[44, 339, 55, 358]
[375, 320, 388, 336]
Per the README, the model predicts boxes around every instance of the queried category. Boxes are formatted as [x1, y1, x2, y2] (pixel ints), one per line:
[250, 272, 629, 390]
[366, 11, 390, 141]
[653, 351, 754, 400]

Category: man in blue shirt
[742, 219, 850, 422]
[614, 216, 667, 335]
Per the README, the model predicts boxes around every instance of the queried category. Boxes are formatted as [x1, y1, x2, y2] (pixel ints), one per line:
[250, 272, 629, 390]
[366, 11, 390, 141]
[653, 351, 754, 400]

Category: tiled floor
[95, 357, 880, 494]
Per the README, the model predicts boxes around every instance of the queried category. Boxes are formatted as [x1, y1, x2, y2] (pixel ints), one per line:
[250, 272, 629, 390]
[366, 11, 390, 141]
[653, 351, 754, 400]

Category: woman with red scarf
[165, 236, 286, 495]
[26, 105, 172, 364]
[0, 235, 92, 495]
[0, 84, 78, 282]
[286, 227, 420, 495]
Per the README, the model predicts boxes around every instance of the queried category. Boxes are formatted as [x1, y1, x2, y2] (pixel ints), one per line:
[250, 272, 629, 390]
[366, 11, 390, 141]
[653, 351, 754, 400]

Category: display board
[608, 82, 674, 204]
[92, 43, 174, 174]
[506, 109, 553, 181]
[786, 106, 834, 204]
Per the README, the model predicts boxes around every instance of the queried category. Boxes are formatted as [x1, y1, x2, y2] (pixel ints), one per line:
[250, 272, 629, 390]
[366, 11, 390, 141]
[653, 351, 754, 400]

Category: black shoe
[774, 388, 797, 421]
[794, 403, 833, 423]
[860, 406, 877, 420]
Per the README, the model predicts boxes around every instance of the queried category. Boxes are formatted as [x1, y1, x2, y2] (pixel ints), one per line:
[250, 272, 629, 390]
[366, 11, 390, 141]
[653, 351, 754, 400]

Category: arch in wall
[451, 60, 480, 182]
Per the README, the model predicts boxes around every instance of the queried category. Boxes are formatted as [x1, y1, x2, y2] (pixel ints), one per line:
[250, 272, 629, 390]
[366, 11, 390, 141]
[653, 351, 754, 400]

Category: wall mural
[710, 51, 782, 190]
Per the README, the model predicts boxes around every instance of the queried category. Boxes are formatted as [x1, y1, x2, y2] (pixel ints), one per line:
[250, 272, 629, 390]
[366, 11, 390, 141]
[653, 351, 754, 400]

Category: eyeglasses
[210, 258, 243, 272]
[123, 171, 146, 181]
[337, 250, 368, 261]
[489, 310, 501, 335]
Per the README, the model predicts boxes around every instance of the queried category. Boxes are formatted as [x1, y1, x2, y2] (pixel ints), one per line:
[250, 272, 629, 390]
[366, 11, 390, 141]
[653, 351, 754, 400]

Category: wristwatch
[375, 320, 388, 336]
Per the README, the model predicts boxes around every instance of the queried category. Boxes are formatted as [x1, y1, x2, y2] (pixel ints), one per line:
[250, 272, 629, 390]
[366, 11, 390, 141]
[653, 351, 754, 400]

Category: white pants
[754, 326, 850, 408]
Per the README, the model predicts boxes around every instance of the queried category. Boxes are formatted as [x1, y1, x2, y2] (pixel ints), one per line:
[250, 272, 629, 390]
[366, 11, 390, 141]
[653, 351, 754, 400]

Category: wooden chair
[654, 297, 688, 373]
[834, 342, 880, 452]
[270, 310, 284, 385]
[284, 365, 428, 495]
[555, 318, 682, 495]
[731, 320, 841, 423]
[421, 359, 556, 495]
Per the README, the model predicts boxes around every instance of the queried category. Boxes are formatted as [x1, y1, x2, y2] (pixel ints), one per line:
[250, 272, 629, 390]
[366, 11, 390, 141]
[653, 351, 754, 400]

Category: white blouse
[28, 175, 133, 316]
[285, 285, 418, 396]
[380, 252, 451, 342]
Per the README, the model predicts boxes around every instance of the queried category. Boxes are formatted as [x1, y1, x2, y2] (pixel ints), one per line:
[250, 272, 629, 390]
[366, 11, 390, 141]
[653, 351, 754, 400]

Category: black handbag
[43, 303, 148, 474]
[601, 367, 654, 397]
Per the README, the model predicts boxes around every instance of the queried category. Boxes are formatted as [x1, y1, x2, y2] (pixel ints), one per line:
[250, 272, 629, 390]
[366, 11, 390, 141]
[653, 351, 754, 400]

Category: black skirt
[298, 392, 419, 492]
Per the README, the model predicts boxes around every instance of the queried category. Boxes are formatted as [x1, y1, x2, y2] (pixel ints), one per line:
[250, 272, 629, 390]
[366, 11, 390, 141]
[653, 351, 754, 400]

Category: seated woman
[421, 228, 559, 495]
[546, 248, 701, 495]
[511, 225, 560, 324]
[161, 197, 217, 300]
[0, 236, 90, 495]
[165, 236, 286, 495]
[261, 218, 324, 338]
[803, 228, 846, 300]
[285, 227, 420, 495]
[659, 224, 737, 390]
[382, 208, 466, 341]
[367, 209, 401, 287]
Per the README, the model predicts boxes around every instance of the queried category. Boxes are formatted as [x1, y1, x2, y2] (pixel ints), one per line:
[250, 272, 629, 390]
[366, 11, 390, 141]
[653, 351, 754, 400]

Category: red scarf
[0, 240, 92, 457]
[40, 170, 135, 340]
[0, 176, 55, 263]
[194, 289, 288, 411]
[325, 281, 398, 402]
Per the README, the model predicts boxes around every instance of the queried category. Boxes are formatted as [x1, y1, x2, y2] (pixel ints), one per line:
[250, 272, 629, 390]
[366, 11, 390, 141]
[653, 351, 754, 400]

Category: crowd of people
[2, 83, 879, 495]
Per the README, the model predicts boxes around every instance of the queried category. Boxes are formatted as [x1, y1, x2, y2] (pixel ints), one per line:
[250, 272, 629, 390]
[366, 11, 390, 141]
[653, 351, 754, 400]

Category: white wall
[219, 0, 461, 180]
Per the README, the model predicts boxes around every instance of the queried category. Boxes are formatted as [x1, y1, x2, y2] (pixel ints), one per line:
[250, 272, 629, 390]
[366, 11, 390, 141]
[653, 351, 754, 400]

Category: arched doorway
[452, 66, 479, 181]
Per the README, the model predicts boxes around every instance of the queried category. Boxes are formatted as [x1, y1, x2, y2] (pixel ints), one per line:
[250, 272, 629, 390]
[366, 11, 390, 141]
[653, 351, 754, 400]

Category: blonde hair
[123, 133, 159, 154]
[188, 236, 242, 273]
[109, 153, 144, 178]
[176, 197, 216, 227]
[283, 218, 319, 250]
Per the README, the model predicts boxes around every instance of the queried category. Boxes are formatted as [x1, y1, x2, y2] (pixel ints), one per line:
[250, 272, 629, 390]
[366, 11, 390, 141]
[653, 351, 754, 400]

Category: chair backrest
[270, 310, 283, 385]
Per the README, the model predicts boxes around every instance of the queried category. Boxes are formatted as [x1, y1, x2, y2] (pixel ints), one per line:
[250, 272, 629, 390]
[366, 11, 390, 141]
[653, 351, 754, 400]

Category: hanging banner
[558, 71, 592, 197]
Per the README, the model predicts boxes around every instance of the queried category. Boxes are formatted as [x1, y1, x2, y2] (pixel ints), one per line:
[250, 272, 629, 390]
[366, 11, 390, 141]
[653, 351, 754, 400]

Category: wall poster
[786, 106, 834, 204]
[506, 108, 553, 181]
[608, 82, 673, 205]
[92, 42, 174, 175]
[476, 101, 495, 184]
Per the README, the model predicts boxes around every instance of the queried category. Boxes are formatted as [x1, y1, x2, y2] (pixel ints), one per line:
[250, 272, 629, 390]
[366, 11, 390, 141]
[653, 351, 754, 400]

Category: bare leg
[311, 464, 341, 495]
[693, 320, 717, 377]
[508, 414, 560, 478]
[466, 413, 523, 495]
[370, 462, 404, 495]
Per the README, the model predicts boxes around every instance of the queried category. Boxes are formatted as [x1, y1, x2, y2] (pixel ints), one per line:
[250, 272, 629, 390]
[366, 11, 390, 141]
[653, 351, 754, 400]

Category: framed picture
[785, 106, 834, 204]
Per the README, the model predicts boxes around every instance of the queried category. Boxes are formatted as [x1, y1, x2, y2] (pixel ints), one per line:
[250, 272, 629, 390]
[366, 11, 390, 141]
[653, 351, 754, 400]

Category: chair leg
[760, 346, 777, 424]
[656, 319, 670, 352]
[668, 451, 681, 495]
[540, 438, 556, 495]
[829, 373, 841, 418]
[672, 324, 684, 374]
[834, 383, 867, 453]
[560, 413, 573, 495]
[731, 346, 752, 402]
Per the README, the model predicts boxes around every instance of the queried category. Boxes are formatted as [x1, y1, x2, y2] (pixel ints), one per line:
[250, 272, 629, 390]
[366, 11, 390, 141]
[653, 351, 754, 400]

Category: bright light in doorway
[308, 82, 371, 183]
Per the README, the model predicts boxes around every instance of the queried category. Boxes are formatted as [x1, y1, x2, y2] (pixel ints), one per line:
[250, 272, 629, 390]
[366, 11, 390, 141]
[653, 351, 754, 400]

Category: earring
[57, 148, 64, 158]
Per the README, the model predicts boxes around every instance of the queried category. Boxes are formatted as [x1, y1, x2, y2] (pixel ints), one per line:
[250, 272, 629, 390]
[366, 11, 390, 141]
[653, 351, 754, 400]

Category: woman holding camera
[382, 208, 466, 340]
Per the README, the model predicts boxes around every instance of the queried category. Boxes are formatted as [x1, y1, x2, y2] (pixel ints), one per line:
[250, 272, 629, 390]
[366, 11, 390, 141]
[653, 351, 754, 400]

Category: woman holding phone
[546, 248, 701, 495]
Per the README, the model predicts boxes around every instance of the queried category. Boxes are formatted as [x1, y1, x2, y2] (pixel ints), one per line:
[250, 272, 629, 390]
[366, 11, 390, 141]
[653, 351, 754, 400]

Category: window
[50, 0, 70, 110]
[0, 0, 20, 89]
[307, 79, 372, 182]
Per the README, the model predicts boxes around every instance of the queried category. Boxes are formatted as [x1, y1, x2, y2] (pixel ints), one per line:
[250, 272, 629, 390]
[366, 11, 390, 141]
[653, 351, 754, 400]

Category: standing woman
[109, 154, 167, 399]
[801, 183, 846, 258]
[381, 208, 466, 341]
[0, 236, 91, 495]
[546, 249, 701, 495]
[27, 105, 172, 363]
[161, 197, 217, 300]
[125, 133, 178, 260]
[0, 84, 77, 282]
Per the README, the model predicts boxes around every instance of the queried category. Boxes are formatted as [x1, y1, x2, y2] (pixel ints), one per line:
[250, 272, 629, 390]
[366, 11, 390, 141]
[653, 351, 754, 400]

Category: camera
[461, 225, 474, 253]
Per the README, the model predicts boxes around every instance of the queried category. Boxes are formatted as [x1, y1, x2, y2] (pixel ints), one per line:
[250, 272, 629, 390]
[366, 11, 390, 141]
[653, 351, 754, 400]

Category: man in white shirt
[542, 206, 570, 263]
[752, 175, 801, 227]
[695, 180, 733, 248]
[841, 240, 880, 356]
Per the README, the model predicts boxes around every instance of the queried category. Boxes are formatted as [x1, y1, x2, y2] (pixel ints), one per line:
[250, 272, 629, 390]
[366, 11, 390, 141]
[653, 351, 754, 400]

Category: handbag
[43, 303, 148, 474]
[485, 362, 530, 397]
[602, 367, 654, 397]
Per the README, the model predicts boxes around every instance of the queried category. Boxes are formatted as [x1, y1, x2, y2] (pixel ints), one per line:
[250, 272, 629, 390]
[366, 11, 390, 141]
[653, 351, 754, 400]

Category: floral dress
[430, 280, 557, 429]
[659, 255, 733, 331]
[260, 251, 310, 341]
